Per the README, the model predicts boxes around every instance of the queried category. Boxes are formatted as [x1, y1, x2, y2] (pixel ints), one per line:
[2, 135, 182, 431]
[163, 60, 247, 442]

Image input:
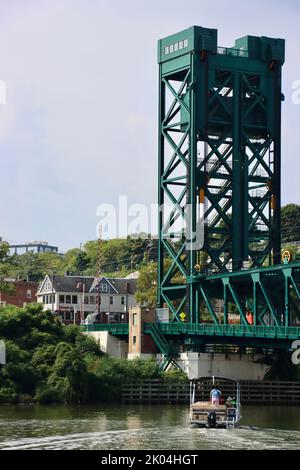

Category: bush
[19, 394, 35, 404]
[0, 386, 19, 403]
[0, 304, 190, 404]
[162, 368, 188, 383]
[35, 386, 63, 404]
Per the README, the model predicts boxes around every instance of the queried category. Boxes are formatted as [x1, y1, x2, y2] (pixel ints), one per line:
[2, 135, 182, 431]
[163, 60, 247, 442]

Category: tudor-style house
[37, 274, 138, 324]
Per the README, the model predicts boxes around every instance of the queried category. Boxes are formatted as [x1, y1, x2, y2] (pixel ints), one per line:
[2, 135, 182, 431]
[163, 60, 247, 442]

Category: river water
[0, 404, 300, 450]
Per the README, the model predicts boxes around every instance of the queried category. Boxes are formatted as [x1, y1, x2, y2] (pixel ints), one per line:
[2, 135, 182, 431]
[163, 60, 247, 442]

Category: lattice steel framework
[157, 26, 286, 323]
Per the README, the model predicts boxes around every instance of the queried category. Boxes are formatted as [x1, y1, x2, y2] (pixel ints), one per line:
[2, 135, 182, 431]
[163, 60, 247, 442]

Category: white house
[37, 274, 138, 324]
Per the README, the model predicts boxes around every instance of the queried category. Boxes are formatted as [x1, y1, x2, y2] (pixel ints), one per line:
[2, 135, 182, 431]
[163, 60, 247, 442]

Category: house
[37, 275, 96, 324]
[90, 276, 138, 324]
[0, 280, 39, 308]
[37, 274, 139, 325]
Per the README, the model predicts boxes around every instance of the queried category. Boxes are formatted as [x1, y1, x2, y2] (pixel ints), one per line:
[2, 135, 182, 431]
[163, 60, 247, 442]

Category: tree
[281, 204, 300, 243]
[136, 262, 157, 308]
[75, 251, 91, 274]
[7, 251, 66, 282]
[0, 241, 15, 294]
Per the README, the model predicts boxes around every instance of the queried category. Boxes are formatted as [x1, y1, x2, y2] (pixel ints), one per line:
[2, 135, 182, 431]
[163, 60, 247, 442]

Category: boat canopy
[190, 376, 240, 384]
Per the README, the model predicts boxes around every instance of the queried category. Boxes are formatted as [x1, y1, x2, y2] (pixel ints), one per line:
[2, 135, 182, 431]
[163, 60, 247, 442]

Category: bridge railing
[82, 323, 129, 335]
[155, 323, 300, 339]
[82, 322, 300, 340]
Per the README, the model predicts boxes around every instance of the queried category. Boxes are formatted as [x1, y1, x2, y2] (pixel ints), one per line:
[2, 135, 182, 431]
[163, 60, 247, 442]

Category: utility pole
[81, 283, 85, 324]
[96, 225, 103, 322]
[76, 282, 85, 325]
[51, 270, 55, 315]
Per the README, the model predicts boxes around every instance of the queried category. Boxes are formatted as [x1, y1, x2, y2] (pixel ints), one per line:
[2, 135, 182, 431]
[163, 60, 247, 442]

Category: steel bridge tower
[87, 26, 300, 369]
[157, 26, 294, 328]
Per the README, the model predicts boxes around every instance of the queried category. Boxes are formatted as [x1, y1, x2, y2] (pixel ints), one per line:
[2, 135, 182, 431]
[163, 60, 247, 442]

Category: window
[65, 311, 70, 321]
[110, 296, 113, 305]
[84, 296, 89, 304]
[27, 290, 32, 299]
[59, 294, 64, 303]
[133, 336, 136, 345]
[66, 295, 71, 304]
[100, 283, 108, 292]
[43, 296, 46, 303]
[132, 313, 137, 326]
[46, 295, 49, 304]
[72, 295, 78, 304]
[90, 296, 95, 304]
[121, 296, 125, 305]
[164, 39, 188, 56]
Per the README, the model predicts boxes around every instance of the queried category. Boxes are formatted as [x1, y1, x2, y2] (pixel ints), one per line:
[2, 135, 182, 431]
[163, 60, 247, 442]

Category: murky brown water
[0, 404, 300, 450]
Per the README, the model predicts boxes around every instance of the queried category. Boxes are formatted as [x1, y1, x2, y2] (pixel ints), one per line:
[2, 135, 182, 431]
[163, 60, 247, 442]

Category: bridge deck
[84, 322, 300, 341]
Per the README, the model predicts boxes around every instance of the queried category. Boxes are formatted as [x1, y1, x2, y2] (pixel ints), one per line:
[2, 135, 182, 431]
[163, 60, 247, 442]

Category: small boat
[189, 376, 242, 429]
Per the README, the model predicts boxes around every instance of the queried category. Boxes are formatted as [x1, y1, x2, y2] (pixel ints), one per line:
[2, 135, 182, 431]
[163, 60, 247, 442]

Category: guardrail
[83, 323, 129, 335]
[217, 46, 248, 58]
[154, 323, 300, 340]
[83, 322, 300, 340]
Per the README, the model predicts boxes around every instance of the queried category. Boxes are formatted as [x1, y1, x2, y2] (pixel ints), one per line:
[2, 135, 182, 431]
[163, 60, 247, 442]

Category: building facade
[9, 241, 59, 255]
[0, 281, 39, 308]
[37, 274, 138, 325]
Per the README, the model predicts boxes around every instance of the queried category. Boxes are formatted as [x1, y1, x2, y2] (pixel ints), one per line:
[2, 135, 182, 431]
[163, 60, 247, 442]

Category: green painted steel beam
[157, 25, 286, 330]
[82, 324, 129, 335]
[146, 322, 300, 341]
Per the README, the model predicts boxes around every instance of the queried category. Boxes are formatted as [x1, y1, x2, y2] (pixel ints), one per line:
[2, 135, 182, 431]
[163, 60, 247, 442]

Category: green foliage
[0, 304, 188, 405]
[7, 251, 66, 282]
[264, 349, 300, 381]
[281, 204, 300, 243]
[162, 368, 188, 383]
[48, 344, 87, 403]
[35, 385, 63, 404]
[0, 304, 102, 403]
[136, 262, 157, 308]
[4, 234, 157, 281]
[0, 241, 16, 294]
[0, 386, 19, 403]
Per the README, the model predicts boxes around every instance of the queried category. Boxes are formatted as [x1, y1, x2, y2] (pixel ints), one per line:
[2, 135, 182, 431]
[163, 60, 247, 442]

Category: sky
[0, 0, 299, 251]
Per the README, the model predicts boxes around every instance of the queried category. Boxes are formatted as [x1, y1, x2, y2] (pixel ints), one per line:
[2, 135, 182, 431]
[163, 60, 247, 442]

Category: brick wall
[0, 281, 39, 308]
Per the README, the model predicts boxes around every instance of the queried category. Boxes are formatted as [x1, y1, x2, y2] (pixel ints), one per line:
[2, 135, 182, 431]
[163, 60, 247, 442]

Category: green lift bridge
[87, 26, 300, 367]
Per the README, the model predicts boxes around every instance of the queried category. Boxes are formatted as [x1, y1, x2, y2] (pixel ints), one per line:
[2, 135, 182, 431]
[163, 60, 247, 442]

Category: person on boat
[225, 396, 233, 408]
[210, 386, 222, 405]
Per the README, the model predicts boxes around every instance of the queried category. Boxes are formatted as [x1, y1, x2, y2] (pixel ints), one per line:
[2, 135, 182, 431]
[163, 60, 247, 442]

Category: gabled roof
[39, 275, 95, 294]
[39, 275, 137, 295]
[90, 276, 137, 294]
[105, 278, 137, 294]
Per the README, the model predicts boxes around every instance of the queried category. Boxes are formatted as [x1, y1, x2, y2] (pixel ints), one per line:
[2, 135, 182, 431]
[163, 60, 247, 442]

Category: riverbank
[0, 304, 187, 405]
